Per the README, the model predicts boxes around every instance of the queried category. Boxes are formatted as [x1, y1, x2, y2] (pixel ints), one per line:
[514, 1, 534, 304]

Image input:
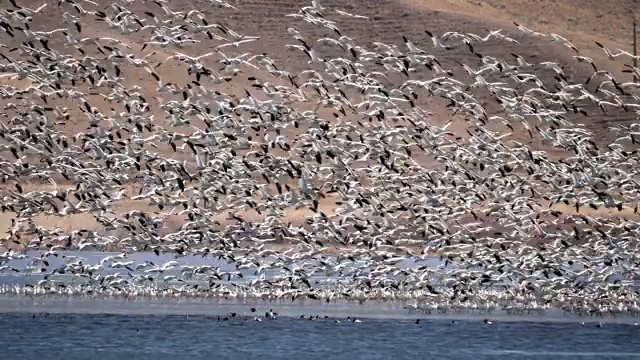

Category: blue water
[2, 310, 639, 360]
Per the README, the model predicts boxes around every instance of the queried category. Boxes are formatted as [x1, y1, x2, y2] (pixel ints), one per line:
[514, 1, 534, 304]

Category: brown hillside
[6, 0, 637, 145]
[0, 0, 638, 247]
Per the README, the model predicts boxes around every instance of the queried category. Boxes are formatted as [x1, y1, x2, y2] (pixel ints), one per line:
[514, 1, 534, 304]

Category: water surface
[2, 311, 639, 360]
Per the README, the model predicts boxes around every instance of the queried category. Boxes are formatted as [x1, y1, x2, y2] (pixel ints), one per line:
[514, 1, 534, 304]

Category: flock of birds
[0, 0, 639, 318]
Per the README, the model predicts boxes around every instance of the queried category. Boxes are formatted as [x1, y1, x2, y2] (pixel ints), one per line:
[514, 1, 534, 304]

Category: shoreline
[0, 294, 638, 324]
[0, 249, 637, 320]
[3, 282, 637, 320]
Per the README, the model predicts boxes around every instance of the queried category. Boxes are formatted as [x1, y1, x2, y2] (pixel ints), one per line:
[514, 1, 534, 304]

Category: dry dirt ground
[1, 0, 639, 245]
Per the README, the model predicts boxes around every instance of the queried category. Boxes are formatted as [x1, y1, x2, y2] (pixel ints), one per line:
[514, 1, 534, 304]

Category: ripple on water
[1, 312, 640, 360]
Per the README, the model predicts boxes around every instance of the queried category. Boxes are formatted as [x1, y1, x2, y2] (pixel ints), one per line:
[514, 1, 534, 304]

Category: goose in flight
[595, 41, 637, 60]
[550, 33, 579, 53]
[513, 22, 546, 37]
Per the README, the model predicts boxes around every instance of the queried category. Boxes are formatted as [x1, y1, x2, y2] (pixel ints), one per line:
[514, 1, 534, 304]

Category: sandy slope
[0, 0, 637, 246]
